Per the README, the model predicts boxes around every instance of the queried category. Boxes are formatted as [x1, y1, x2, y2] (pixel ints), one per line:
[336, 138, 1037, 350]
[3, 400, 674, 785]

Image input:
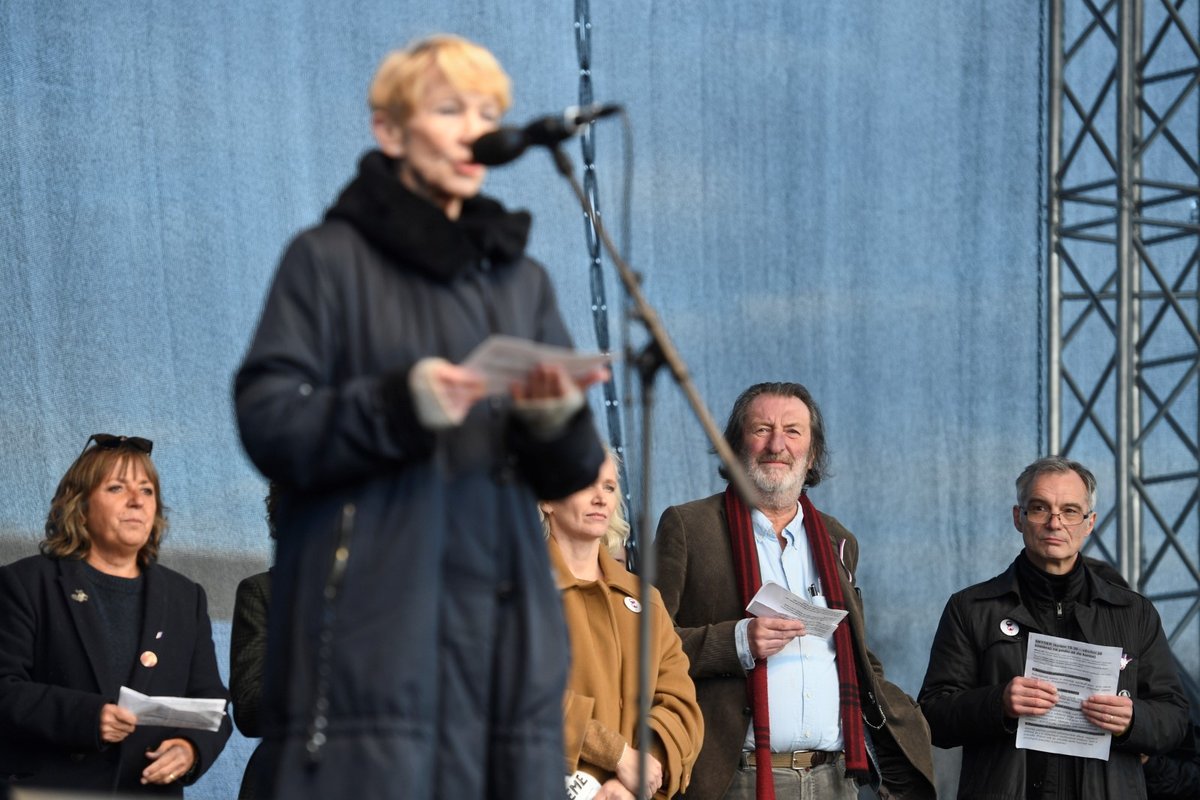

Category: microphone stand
[549, 144, 756, 799]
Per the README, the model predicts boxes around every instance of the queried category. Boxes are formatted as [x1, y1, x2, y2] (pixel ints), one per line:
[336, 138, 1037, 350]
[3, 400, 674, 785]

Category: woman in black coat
[229, 569, 271, 799]
[234, 34, 606, 800]
[228, 486, 276, 800]
[0, 434, 231, 795]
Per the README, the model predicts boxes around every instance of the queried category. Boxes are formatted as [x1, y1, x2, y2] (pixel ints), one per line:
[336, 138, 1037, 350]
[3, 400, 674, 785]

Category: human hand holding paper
[463, 335, 610, 396]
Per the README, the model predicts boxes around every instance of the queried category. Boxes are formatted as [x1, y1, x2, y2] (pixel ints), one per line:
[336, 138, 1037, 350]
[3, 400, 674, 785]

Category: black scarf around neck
[324, 150, 532, 283]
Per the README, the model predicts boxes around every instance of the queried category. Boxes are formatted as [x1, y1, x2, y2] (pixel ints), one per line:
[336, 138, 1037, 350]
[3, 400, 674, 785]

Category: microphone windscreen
[471, 128, 527, 167]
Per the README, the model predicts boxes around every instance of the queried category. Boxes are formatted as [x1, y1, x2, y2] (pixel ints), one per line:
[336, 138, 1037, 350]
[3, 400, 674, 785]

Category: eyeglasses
[81, 433, 154, 456]
[1021, 502, 1090, 527]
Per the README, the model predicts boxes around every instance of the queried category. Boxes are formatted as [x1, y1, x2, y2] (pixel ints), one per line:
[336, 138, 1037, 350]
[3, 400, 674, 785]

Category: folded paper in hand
[118, 686, 226, 732]
[463, 335, 610, 396]
[745, 581, 849, 639]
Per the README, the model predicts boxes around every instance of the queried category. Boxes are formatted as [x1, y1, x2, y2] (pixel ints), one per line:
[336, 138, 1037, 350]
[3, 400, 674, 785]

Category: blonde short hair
[368, 34, 512, 125]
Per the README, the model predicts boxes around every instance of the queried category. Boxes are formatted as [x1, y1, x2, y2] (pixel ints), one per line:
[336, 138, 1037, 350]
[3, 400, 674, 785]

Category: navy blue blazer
[0, 554, 231, 795]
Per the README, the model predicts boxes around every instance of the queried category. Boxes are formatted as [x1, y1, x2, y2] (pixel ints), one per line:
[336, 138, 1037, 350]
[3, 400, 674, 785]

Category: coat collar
[56, 557, 167, 695]
[1085, 562, 1136, 607]
[598, 547, 639, 597]
[969, 553, 1135, 634]
[129, 562, 169, 693]
[547, 539, 638, 598]
[324, 150, 532, 283]
[57, 557, 110, 691]
[968, 557, 1040, 631]
[976, 554, 1133, 602]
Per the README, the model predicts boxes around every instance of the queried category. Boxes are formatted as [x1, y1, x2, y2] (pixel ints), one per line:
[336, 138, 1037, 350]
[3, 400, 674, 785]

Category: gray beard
[747, 461, 806, 511]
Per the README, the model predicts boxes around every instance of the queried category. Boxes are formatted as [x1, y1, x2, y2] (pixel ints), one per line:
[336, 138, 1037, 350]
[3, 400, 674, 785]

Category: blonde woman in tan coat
[543, 454, 703, 799]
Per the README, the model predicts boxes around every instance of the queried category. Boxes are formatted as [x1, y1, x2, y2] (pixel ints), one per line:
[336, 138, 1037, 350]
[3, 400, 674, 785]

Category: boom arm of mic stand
[549, 143, 755, 800]
[547, 147, 757, 504]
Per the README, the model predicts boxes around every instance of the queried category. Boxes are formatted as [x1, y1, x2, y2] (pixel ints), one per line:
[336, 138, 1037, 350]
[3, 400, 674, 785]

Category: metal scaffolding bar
[1048, 0, 1200, 702]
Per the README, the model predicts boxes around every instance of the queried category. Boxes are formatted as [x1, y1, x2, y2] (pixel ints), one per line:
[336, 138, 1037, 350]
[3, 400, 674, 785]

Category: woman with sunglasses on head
[0, 434, 232, 795]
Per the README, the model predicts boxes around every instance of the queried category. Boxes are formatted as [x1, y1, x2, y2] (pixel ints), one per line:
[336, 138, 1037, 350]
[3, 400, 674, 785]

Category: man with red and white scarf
[655, 382, 935, 800]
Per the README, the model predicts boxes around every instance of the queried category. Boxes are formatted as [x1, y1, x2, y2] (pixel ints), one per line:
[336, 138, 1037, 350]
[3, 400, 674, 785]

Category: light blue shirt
[737, 505, 844, 752]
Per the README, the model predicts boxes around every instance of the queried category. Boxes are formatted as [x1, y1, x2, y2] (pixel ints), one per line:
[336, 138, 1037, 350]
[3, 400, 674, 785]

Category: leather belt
[745, 750, 841, 770]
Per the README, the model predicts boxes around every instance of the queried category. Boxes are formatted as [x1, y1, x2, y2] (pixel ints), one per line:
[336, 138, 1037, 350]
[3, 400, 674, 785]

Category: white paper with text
[1015, 632, 1121, 760]
[745, 581, 848, 639]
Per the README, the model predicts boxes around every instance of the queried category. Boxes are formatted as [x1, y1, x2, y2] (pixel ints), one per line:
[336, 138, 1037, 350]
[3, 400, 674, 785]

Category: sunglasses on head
[81, 433, 154, 456]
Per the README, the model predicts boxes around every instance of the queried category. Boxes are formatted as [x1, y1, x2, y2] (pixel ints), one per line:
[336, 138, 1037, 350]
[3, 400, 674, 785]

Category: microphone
[471, 103, 622, 166]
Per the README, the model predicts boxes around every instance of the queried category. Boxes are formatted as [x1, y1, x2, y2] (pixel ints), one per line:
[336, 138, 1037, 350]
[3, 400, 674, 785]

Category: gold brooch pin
[71, 589, 88, 603]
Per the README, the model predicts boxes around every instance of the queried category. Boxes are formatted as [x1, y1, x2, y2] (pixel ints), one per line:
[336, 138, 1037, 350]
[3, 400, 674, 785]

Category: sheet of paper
[118, 685, 226, 732]
[745, 581, 848, 639]
[1015, 632, 1122, 760]
[565, 770, 602, 800]
[462, 335, 611, 396]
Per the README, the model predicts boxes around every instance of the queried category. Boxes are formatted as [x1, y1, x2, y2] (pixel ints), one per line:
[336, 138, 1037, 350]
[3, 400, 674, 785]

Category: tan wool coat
[550, 542, 704, 798]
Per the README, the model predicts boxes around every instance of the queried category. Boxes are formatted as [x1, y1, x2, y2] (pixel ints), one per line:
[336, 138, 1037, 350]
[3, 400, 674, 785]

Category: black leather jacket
[919, 554, 1188, 799]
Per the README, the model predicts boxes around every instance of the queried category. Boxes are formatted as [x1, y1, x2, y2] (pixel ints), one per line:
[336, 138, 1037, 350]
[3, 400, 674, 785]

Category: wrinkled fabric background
[5, 3, 1192, 797]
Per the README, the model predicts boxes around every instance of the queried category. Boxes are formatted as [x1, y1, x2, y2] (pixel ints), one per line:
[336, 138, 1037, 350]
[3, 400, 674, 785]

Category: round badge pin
[140, 651, 158, 668]
[624, 596, 642, 614]
[999, 619, 1020, 637]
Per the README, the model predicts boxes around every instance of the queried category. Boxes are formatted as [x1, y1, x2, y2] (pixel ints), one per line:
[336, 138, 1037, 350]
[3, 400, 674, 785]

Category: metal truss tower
[1048, 0, 1200, 700]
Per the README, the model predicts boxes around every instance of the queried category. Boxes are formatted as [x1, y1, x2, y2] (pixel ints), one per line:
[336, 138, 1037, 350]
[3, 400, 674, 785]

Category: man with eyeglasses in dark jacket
[918, 456, 1188, 799]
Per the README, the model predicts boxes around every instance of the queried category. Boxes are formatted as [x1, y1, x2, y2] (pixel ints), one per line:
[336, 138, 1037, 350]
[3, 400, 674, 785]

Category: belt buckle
[793, 750, 830, 770]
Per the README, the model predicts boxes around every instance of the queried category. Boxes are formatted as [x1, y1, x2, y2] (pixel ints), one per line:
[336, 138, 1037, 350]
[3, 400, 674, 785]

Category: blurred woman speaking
[0, 434, 231, 795]
[543, 454, 703, 800]
[234, 34, 605, 800]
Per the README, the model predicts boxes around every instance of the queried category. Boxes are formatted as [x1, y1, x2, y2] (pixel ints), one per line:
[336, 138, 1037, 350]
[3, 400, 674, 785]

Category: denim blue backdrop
[3, 2, 1060, 796]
